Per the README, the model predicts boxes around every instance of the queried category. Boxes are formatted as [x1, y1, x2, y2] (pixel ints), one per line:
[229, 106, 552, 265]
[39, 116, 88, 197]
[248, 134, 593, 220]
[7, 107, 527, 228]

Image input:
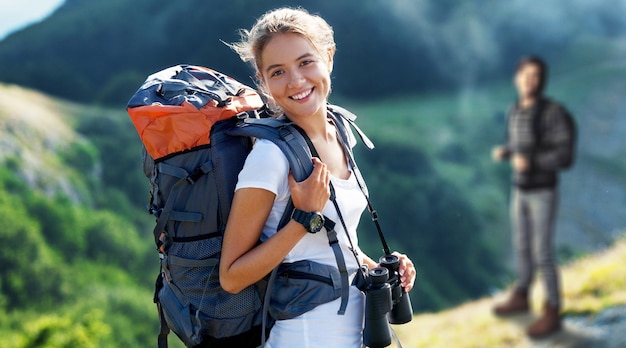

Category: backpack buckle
[186, 167, 204, 184]
[149, 207, 162, 217]
[235, 110, 259, 120]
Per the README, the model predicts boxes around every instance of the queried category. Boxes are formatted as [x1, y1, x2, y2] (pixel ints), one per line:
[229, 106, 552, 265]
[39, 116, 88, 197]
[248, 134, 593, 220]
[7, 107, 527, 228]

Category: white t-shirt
[235, 131, 368, 347]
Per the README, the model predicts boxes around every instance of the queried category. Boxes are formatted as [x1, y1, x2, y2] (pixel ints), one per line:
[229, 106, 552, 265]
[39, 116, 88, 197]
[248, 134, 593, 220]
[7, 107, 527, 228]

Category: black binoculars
[358, 254, 413, 348]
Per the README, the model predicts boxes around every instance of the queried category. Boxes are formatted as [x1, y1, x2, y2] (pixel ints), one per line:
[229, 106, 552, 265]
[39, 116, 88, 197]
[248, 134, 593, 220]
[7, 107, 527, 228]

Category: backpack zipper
[280, 270, 333, 286]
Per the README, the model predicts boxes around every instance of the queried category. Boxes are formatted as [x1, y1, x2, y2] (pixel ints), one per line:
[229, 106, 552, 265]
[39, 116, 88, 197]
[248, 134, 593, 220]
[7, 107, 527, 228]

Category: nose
[287, 70, 305, 89]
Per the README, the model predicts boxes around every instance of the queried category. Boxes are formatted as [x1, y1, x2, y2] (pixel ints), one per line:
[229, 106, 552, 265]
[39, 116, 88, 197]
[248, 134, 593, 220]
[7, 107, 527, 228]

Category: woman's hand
[393, 251, 416, 292]
[288, 157, 330, 212]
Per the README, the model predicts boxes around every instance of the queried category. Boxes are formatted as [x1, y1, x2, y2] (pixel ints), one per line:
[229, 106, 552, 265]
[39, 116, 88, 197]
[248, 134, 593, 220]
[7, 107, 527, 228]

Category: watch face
[310, 213, 324, 233]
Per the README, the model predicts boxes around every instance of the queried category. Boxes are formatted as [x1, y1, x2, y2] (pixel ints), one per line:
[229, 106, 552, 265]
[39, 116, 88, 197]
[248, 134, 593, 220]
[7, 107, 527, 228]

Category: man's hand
[512, 154, 530, 172]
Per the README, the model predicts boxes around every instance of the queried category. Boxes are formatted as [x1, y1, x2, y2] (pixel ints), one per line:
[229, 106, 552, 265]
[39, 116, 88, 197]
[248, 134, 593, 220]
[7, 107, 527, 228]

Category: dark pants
[511, 187, 561, 307]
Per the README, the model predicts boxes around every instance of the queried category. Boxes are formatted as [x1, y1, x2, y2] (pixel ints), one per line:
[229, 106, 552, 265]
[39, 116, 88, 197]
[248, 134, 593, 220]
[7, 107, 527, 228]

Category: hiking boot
[527, 302, 561, 338]
[493, 289, 529, 316]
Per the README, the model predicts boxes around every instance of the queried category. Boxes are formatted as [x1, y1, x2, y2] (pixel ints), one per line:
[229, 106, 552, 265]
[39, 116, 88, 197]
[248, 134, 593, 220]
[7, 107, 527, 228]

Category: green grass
[393, 234, 626, 347]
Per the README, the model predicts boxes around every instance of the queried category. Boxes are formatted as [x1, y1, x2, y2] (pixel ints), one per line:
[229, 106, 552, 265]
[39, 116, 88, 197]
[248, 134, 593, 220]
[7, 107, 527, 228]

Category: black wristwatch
[291, 209, 325, 233]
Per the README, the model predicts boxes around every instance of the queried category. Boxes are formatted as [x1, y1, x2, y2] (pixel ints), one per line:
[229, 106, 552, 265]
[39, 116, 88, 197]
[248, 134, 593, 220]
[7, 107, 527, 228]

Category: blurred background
[0, 0, 624, 346]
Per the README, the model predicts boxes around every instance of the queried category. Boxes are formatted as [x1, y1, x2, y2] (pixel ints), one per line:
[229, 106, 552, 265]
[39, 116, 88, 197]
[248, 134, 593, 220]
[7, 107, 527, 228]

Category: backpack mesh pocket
[166, 237, 263, 321]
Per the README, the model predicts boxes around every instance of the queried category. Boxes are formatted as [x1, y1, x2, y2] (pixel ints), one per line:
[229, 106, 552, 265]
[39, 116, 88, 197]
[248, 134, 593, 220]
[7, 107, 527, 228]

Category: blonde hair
[231, 7, 336, 74]
[229, 7, 336, 113]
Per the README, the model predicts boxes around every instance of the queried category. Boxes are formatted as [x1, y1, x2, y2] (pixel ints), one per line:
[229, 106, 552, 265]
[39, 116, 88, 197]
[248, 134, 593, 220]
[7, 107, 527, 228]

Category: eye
[270, 69, 284, 78]
[300, 59, 314, 67]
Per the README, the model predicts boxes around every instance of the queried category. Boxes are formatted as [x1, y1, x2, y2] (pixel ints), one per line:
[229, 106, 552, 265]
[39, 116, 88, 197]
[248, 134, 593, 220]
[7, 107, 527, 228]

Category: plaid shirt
[503, 97, 576, 190]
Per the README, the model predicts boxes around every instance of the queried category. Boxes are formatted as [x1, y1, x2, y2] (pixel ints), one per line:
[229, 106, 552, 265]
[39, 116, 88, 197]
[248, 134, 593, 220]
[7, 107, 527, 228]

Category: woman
[219, 7, 416, 347]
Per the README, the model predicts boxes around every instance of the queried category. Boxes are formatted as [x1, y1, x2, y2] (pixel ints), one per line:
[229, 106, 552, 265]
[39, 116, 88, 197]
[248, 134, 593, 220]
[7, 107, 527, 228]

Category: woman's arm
[219, 158, 330, 294]
[219, 187, 308, 293]
[362, 254, 378, 269]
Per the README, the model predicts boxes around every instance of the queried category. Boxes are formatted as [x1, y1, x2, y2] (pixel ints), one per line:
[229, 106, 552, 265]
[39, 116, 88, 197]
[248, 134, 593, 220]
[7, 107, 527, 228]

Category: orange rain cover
[127, 73, 263, 160]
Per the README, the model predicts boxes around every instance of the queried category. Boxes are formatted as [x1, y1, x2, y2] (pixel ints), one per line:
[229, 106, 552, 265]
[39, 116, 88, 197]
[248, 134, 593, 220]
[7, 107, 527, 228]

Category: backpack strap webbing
[156, 274, 170, 348]
[157, 302, 170, 348]
[151, 159, 215, 248]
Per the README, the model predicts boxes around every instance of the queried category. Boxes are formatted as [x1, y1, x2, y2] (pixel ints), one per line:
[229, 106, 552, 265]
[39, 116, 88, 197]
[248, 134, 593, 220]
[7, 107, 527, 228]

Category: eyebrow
[265, 52, 315, 74]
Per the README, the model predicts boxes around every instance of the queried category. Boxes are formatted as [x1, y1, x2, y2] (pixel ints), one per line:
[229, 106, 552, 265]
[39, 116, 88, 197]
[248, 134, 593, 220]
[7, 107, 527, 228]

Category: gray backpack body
[127, 65, 314, 347]
[147, 116, 314, 347]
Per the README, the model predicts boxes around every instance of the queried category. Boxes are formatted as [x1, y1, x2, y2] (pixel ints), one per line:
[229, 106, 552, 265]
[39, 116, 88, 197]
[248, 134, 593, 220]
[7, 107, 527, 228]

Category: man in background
[491, 55, 576, 338]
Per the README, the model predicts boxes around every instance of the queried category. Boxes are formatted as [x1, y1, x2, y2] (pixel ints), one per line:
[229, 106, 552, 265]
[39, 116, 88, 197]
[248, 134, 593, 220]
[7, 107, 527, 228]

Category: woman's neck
[289, 107, 330, 140]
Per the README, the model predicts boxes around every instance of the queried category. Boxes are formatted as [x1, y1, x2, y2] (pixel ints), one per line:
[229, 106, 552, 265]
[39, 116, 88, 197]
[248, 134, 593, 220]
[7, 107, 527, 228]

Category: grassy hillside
[393, 234, 626, 347]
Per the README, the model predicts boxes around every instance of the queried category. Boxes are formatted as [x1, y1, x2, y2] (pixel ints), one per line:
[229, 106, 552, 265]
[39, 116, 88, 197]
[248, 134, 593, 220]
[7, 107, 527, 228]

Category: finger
[315, 160, 331, 188]
[407, 265, 417, 291]
[393, 252, 408, 276]
[322, 164, 330, 186]
[393, 252, 416, 290]
[402, 268, 416, 292]
[311, 156, 323, 165]
[312, 157, 327, 179]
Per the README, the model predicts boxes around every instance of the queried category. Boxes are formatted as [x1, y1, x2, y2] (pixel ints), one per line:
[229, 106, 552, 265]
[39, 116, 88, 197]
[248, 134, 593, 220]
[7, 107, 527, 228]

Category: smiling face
[258, 33, 333, 121]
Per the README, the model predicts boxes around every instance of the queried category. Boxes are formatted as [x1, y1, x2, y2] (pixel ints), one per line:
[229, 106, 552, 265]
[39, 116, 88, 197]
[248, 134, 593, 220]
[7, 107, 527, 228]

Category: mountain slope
[0, 0, 448, 105]
[0, 82, 97, 203]
[0, 83, 156, 346]
[2, 0, 624, 106]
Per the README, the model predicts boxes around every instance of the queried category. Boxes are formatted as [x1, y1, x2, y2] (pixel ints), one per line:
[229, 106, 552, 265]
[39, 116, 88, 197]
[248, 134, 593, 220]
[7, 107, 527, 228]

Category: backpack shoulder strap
[226, 115, 318, 228]
[534, 98, 577, 168]
[532, 98, 548, 145]
[237, 112, 362, 321]
[226, 117, 313, 183]
[327, 104, 375, 150]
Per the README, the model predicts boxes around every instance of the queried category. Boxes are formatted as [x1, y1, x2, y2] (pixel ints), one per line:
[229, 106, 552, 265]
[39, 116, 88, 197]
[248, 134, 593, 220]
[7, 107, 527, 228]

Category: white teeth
[291, 89, 312, 100]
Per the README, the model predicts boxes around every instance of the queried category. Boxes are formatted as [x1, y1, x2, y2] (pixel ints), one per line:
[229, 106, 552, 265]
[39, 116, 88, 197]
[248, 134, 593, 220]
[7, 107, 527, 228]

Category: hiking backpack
[126, 65, 317, 347]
